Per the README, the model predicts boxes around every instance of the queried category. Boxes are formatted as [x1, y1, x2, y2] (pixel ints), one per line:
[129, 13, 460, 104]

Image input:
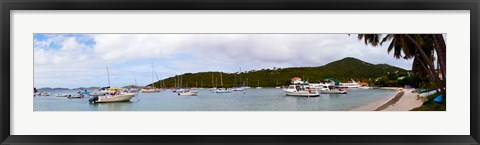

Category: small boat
[89, 88, 135, 103]
[79, 90, 91, 95]
[213, 88, 232, 93]
[286, 91, 320, 97]
[275, 86, 281, 89]
[141, 88, 161, 93]
[38, 92, 50, 96]
[284, 85, 319, 97]
[320, 84, 348, 94]
[172, 88, 185, 93]
[256, 80, 262, 89]
[56, 94, 71, 97]
[68, 94, 85, 99]
[178, 90, 198, 96]
[232, 86, 245, 91]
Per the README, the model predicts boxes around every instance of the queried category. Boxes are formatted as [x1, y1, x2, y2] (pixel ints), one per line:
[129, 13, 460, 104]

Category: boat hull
[320, 90, 348, 94]
[232, 87, 245, 91]
[213, 90, 232, 93]
[178, 92, 198, 96]
[286, 92, 320, 97]
[141, 89, 161, 93]
[95, 93, 134, 103]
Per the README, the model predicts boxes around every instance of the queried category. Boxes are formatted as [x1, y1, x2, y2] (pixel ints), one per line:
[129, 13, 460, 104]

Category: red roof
[291, 77, 301, 81]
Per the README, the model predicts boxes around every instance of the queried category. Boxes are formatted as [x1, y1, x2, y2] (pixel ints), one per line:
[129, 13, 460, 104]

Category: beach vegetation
[411, 93, 446, 111]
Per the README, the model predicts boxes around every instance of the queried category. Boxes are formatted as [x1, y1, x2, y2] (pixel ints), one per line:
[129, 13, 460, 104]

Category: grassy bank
[411, 93, 445, 111]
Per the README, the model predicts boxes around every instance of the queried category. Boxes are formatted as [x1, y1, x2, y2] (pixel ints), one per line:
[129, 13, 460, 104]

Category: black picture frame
[1, 0, 478, 144]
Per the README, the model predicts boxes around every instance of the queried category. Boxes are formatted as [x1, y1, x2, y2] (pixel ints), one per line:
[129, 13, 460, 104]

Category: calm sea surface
[34, 88, 395, 111]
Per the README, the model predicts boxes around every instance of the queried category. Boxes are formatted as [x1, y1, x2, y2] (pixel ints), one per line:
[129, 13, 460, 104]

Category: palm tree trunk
[432, 34, 446, 82]
[405, 35, 445, 94]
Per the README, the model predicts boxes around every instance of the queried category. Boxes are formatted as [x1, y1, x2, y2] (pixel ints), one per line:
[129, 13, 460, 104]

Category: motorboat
[38, 92, 50, 96]
[339, 79, 362, 88]
[232, 86, 245, 91]
[319, 84, 348, 94]
[89, 88, 135, 103]
[284, 84, 319, 97]
[178, 89, 198, 96]
[141, 88, 161, 93]
[68, 94, 85, 99]
[172, 88, 185, 93]
[213, 88, 232, 93]
[56, 94, 70, 97]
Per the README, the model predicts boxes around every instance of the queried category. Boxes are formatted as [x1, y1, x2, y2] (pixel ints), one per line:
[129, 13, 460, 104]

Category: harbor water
[34, 88, 396, 111]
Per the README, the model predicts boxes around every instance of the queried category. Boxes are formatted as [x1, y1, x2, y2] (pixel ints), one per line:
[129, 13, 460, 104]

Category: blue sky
[34, 34, 414, 88]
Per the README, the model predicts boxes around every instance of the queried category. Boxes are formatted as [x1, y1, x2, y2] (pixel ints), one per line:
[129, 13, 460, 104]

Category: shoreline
[354, 88, 423, 111]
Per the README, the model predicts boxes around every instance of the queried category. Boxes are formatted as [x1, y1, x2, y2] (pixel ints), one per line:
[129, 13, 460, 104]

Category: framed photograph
[1, 0, 478, 144]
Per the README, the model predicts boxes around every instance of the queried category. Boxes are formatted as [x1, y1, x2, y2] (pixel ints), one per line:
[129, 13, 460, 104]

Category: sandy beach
[354, 88, 424, 111]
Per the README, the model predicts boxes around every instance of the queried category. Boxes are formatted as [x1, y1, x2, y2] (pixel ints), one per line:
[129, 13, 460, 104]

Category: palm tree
[356, 34, 446, 95]
[432, 34, 446, 81]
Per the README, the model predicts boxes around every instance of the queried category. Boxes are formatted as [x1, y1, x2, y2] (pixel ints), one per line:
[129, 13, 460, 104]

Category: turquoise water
[34, 88, 395, 111]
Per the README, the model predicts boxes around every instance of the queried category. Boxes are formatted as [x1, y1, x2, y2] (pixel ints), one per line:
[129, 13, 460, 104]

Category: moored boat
[213, 88, 232, 93]
[56, 94, 71, 97]
[68, 94, 85, 99]
[284, 84, 319, 97]
[89, 88, 135, 103]
[141, 88, 161, 93]
[339, 79, 362, 88]
[38, 92, 50, 96]
[232, 86, 245, 91]
[178, 90, 198, 96]
[319, 84, 348, 94]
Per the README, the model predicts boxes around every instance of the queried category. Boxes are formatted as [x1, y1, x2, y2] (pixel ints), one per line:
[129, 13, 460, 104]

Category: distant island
[149, 57, 408, 88]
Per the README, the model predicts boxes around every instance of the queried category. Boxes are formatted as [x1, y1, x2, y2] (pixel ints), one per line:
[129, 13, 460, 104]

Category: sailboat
[256, 80, 262, 89]
[275, 79, 281, 89]
[245, 78, 251, 88]
[141, 63, 161, 93]
[213, 72, 232, 93]
[173, 74, 185, 93]
[232, 67, 246, 91]
[128, 78, 140, 93]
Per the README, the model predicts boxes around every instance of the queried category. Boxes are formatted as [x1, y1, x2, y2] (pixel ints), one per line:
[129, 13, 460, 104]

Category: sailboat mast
[211, 74, 214, 88]
[151, 63, 155, 88]
[220, 73, 223, 87]
[239, 67, 242, 86]
[107, 67, 111, 87]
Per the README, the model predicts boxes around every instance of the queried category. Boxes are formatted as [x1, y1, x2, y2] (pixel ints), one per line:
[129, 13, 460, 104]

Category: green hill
[149, 57, 407, 88]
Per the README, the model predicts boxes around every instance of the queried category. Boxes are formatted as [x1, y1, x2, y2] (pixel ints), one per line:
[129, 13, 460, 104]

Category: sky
[34, 34, 413, 88]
